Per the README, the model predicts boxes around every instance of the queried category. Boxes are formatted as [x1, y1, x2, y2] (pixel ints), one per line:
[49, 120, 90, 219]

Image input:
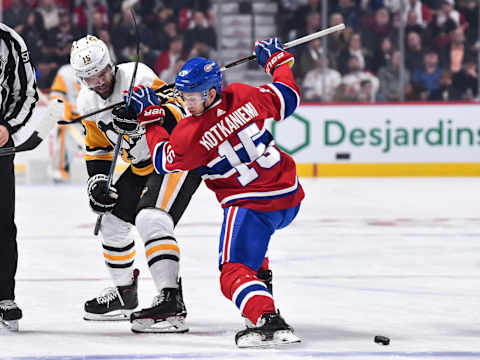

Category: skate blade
[236, 330, 301, 348]
[83, 309, 134, 321]
[131, 316, 189, 333]
[0, 319, 19, 332]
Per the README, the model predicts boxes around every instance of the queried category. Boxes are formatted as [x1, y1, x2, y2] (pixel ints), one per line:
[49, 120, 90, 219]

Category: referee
[0, 22, 38, 330]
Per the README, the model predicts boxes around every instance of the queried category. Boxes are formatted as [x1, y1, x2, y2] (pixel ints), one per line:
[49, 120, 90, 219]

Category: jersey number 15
[218, 123, 280, 186]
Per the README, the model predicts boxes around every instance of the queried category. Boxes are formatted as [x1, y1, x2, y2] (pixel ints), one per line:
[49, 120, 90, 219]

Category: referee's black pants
[0, 137, 18, 301]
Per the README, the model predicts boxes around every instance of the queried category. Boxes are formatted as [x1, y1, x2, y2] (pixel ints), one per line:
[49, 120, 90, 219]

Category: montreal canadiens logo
[204, 63, 213, 72]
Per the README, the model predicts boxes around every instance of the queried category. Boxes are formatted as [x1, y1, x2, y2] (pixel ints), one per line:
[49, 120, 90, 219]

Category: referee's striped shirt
[0, 22, 38, 136]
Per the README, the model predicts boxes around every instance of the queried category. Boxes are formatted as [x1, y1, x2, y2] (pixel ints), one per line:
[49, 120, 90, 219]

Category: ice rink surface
[1, 177, 480, 360]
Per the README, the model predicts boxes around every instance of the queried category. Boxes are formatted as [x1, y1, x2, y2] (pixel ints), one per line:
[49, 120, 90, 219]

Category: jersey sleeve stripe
[153, 141, 170, 174]
[269, 82, 300, 120]
[266, 83, 285, 120]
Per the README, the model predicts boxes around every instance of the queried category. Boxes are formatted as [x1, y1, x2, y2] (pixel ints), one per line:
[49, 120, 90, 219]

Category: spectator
[156, 20, 179, 52]
[337, 33, 370, 75]
[183, 10, 217, 56]
[22, 10, 46, 66]
[342, 55, 380, 101]
[37, 0, 61, 31]
[405, 31, 424, 73]
[302, 12, 322, 38]
[293, 12, 321, 59]
[452, 57, 478, 99]
[73, 0, 108, 34]
[428, 70, 460, 100]
[302, 52, 342, 101]
[177, 1, 212, 31]
[358, 79, 374, 102]
[402, 0, 432, 28]
[412, 50, 443, 94]
[370, 36, 393, 73]
[111, 8, 138, 62]
[404, 82, 426, 101]
[188, 42, 210, 59]
[361, 7, 392, 52]
[440, 26, 466, 73]
[48, 9, 75, 63]
[457, 0, 478, 46]
[147, 7, 175, 48]
[377, 50, 410, 101]
[137, 0, 165, 22]
[154, 36, 185, 83]
[332, 83, 359, 102]
[327, 13, 353, 68]
[429, 0, 468, 49]
[405, 10, 425, 36]
[382, 0, 402, 13]
[91, 11, 109, 35]
[435, 0, 468, 29]
[287, 0, 322, 39]
[330, 0, 360, 31]
[296, 38, 323, 79]
[3, 0, 29, 34]
[39, 8, 74, 87]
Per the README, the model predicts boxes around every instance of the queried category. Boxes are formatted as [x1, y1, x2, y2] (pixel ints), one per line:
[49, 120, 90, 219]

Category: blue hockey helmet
[175, 57, 222, 100]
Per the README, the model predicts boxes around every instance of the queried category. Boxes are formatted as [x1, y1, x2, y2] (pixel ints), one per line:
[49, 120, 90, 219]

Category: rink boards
[13, 101, 480, 180]
[270, 101, 480, 177]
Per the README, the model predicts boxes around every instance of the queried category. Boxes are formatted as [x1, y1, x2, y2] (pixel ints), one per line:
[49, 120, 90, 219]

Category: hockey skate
[235, 311, 301, 348]
[83, 269, 139, 321]
[130, 279, 188, 333]
[0, 300, 22, 332]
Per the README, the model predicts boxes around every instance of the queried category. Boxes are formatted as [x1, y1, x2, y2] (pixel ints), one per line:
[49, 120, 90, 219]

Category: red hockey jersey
[145, 64, 304, 212]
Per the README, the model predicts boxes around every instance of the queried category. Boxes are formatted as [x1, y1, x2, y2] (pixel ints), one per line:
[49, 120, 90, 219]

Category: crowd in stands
[3, 0, 479, 102]
[3, 0, 216, 88]
[280, 0, 479, 101]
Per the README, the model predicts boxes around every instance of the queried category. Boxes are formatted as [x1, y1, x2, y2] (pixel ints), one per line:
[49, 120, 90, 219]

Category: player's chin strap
[93, 9, 140, 236]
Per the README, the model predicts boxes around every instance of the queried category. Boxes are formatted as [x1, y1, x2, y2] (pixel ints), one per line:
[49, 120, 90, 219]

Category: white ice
[1, 178, 480, 360]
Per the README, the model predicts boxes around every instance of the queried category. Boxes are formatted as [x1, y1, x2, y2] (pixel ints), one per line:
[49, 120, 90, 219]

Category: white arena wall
[13, 101, 480, 183]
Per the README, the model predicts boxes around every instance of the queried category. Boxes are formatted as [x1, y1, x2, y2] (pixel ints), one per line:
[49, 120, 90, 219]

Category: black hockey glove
[112, 105, 141, 136]
[87, 174, 119, 214]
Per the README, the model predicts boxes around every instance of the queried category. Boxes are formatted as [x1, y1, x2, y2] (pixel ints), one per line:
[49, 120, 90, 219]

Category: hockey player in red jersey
[126, 38, 304, 347]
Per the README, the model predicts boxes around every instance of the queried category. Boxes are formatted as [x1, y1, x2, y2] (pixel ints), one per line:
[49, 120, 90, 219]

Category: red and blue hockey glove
[124, 85, 165, 127]
[254, 38, 294, 76]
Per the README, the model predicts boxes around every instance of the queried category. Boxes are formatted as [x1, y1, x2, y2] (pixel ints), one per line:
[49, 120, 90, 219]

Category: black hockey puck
[374, 335, 390, 345]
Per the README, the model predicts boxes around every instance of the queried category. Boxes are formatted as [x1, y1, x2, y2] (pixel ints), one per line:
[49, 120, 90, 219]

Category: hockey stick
[0, 99, 64, 156]
[93, 9, 140, 236]
[58, 23, 345, 126]
[220, 23, 346, 71]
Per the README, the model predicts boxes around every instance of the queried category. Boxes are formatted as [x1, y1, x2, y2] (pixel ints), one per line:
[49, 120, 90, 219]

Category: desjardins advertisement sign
[324, 119, 480, 153]
[269, 104, 480, 163]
